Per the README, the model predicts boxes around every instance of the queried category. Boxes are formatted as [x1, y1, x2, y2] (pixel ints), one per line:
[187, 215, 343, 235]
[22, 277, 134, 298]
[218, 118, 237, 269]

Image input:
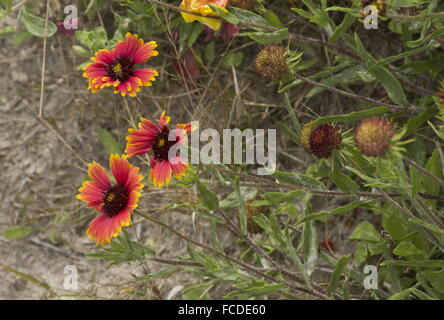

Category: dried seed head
[300, 123, 342, 159]
[355, 117, 395, 157]
[231, 0, 256, 10]
[360, 0, 386, 17]
[254, 45, 288, 81]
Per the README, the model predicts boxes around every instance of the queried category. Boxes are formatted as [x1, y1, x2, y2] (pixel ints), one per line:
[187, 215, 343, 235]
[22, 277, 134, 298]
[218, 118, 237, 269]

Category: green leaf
[74, 27, 108, 52]
[229, 6, 271, 29]
[21, 11, 57, 38]
[221, 52, 244, 68]
[388, 287, 436, 300]
[220, 187, 257, 209]
[133, 266, 179, 281]
[207, 4, 239, 24]
[0, 263, 51, 291]
[327, 254, 351, 296]
[262, 190, 304, 205]
[187, 22, 205, 47]
[401, 107, 438, 138]
[381, 260, 444, 268]
[262, 9, 283, 27]
[196, 180, 219, 211]
[3, 226, 32, 240]
[298, 201, 373, 224]
[234, 177, 248, 234]
[245, 28, 288, 45]
[97, 128, 122, 155]
[393, 241, 424, 257]
[87, 232, 155, 266]
[307, 106, 389, 126]
[349, 221, 384, 243]
[330, 13, 356, 43]
[273, 171, 326, 190]
[354, 33, 409, 106]
[329, 168, 359, 192]
[302, 219, 318, 277]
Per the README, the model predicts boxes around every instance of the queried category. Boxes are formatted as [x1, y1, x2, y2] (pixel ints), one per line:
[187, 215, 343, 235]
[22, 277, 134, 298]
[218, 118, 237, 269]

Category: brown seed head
[300, 123, 342, 159]
[254, 45, 288, 81]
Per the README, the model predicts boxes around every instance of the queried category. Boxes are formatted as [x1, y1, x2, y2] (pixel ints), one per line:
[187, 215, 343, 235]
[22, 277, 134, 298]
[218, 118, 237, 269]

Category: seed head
[254, 45, 288, 81]
[355, 117, 395, 157]
[300, 123, 342, 159]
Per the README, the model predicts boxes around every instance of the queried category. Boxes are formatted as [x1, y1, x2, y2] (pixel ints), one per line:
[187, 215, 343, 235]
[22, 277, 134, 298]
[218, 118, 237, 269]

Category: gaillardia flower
[83, 33, 158, 97]
[254, 45, 288, 81]
[360, 0, 386, 17]
[180, 0, 229, 30]
[125, 112, 195, 187]
[355, 117, 395, 157]
[300, 123, 342, 158]
[77, 154, 144, 246]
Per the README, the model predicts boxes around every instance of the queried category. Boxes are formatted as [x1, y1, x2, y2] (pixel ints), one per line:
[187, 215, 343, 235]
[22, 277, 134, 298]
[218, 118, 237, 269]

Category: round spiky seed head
[300, 123, 342, 159]
[231, 0, 256, 10]
[437, 81, 444, 105]
[360, 0, 386, 17]
[254, 45, 288, 81]
[355, 117, 395, 157]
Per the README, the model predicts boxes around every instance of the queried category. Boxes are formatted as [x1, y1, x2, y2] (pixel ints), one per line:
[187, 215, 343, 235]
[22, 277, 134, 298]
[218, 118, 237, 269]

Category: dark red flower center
[102, 184, 129, 217]
[107, 57, 134, 82]
[153, 130, 180, 161]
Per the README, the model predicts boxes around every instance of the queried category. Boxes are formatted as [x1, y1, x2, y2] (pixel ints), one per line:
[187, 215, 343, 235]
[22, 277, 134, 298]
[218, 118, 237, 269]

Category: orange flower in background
[180, 0, 229, 30]
[125, 112, 195, 187]
[83, 33, 158, 97]
[77, 154, 144, 246]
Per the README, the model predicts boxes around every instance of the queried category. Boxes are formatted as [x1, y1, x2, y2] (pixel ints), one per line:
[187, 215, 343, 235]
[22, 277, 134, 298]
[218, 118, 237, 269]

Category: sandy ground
[0, 34, 213, 300]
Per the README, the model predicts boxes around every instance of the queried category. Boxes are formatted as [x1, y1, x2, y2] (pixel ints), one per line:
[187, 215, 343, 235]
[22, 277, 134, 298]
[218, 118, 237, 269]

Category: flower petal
[150, 159, 172, 187]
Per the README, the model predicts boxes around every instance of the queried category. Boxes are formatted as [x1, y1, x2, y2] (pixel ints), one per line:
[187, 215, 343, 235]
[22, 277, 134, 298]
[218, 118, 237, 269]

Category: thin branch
[208, 164, 444, 201]
[404, 157, 444, 189]
[136, 212, 329, 299]
[292, 73, 424, 112]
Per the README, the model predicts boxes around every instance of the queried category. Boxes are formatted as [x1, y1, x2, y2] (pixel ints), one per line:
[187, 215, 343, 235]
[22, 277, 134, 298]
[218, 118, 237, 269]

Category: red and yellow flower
[180, 0, 229, 30]
[77, 154, 144, 246]
[83, 33, 158, 97]
[125, 112, 195, 187]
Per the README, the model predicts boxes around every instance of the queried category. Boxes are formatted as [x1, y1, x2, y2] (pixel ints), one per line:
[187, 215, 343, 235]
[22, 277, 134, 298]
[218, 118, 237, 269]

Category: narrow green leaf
[97, 128, 122, 155]
[196, 180, 219, 211]
[3, 226, 32, 240]
[327, 254, 351, 296]
[308, 106, 389, 126]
